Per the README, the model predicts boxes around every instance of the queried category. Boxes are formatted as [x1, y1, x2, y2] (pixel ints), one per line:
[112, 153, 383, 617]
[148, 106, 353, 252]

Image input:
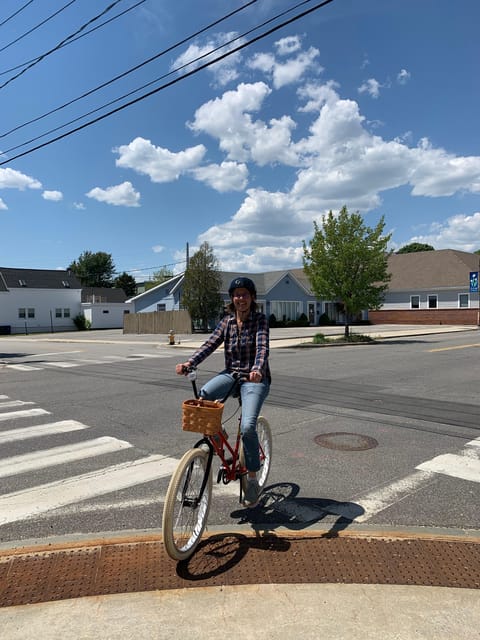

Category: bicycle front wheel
[162, 448, 212, 561]
[240, 416, 272, 495]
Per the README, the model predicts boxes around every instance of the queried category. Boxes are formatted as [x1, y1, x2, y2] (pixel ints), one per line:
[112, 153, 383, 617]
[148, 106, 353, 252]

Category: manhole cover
[314, 432, 378, 451]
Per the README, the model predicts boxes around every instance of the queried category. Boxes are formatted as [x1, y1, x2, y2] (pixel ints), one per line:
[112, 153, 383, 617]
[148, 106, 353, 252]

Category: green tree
[114, 272, 137, 297]
[145, 266, 174, 291]
[474, 249, 480, 255]
[396, 242, 434, 254]
[68, 251, 115, 287]
[303, 206, 392, 338]
[182, 242, 223, 331]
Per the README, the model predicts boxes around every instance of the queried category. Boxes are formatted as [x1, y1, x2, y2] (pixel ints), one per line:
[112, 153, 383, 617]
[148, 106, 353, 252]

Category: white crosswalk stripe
[0, 420, 89, 443]
[6, 364, 43, 371]
[2, 352, 173, 372]
[354, 436, 480, 523]
[0, 400, 35, 410]
[0, 394, 238, 527]
[0, 408, 50, 421]
[0, 437, 132, 478]
[0, 455, 180, 526]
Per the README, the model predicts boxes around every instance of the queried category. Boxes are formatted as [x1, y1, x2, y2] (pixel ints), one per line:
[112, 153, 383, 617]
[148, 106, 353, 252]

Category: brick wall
[368, 309, 480, 325]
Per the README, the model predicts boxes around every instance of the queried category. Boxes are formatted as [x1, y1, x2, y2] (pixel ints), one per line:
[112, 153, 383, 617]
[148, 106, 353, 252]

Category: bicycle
[162, 367, 272, 561]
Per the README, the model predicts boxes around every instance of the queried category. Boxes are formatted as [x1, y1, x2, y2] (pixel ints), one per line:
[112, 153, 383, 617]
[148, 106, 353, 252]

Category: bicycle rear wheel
[162, 448, 212, 561]
[240, 416, 272, 495]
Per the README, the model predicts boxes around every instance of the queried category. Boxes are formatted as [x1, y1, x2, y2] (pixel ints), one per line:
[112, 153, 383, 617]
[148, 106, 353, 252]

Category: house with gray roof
[128, 269, 324, 328]
[127, 250, 479, 330]
[369, 249, 479, 325]
[0, 268, 133, 334]
[0, 267, 82, 334]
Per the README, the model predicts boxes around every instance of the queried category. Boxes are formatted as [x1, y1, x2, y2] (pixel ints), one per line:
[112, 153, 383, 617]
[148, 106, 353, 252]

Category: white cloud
[190, 72, 480, 270]
[397, 68, 411, 84]
[358, 78, 382, 98]
[248, 45, 321, 89]
[191, 161, 248, 192]
[0, 198, 7, 210]
[86, 181, 140, 207]
[73, 202, 85, 210]
[115, 137, 206, 182]
[189, 82, 299, 166]
[42, 190, 63, 201]
[170, 32, 245, 86]
[152, 245, 164, 253]
[0, 167, 41, 190]
[275, 35, 302, 56]
[407, 212, 480, 252]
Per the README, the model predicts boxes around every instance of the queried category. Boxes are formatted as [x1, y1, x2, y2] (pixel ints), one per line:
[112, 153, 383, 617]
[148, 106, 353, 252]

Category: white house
[81, 287, 133, 329]
[0, 268, 133, 334]
[0, 267, 82, 334]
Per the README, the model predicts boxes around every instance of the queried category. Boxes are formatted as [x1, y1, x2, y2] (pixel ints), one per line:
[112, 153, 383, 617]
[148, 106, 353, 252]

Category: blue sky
[1, 0, 479, 280]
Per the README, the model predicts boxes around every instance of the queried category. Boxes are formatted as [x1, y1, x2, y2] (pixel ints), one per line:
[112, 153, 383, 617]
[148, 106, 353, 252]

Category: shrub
[318, 313, 333, 326]
[73, 314, 91, 331]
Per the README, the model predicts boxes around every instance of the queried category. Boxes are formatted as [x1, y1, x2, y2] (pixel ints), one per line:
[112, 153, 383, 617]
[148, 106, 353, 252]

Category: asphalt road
[0, 328, 479, 546]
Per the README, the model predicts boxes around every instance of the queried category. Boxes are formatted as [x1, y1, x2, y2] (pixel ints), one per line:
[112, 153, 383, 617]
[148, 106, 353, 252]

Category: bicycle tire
[162, 447, 212, 561]
[239, 416, 272, 496]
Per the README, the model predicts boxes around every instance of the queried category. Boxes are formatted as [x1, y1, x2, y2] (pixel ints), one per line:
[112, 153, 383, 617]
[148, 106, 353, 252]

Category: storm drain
[0, 533, 478, 607]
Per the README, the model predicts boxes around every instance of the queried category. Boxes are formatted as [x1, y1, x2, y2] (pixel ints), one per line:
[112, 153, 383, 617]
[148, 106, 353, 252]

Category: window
[271, 301, 302, 322]
[157, 303, 166, 311]
[428, 295, 438, 309]
[18, 308, 26, 318]
[28, 308, 35, 318]
[55, 308, 62, 318]
[410, 295, 420, 309]
[459, 294, 469, 308]
[102, 309, 109, 314]
[63, 308, 70, 318]
[18, 279, 27, 287]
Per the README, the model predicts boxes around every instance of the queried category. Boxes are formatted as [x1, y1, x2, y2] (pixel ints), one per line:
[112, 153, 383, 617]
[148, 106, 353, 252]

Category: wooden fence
[123, 310, 192, 334]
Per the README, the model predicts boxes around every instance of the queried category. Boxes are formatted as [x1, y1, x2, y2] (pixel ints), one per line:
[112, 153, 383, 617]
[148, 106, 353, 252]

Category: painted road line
[0, 454, 180, 525]
[416, 452, 480, 483]
[0, 408, 49, 422]
[0, 395, 10, 400]
[0, 420, 90, 444]
[0, 437, 133, 478]
[49, 482, 240, 517]
[428, 343, 480, 352]
[353, 470, 436, 523]
[43, 361, 79, 368]
[0, 400, 35, 410]
[7, 364, 43, 371]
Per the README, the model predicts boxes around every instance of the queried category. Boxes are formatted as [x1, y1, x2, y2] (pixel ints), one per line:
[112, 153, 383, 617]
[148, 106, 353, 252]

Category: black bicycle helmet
[228, 276, 257, 297]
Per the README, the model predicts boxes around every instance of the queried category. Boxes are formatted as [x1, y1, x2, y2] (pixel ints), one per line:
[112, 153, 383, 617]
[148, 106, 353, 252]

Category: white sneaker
[243, 478, 260, 507]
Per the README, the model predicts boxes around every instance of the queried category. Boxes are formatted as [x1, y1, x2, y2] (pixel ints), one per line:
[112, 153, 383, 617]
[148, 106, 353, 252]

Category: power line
[0, 0, 335, 167]
[0, 0, 35, 29]
[0, 0, 126, 90]
[0, 0, 257, 141]
[0, 0, 146, 78]
[0, 0, 78, 54]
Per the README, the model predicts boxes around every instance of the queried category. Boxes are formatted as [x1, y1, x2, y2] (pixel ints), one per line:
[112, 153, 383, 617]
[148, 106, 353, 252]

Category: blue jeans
[199, 372, 270, 472]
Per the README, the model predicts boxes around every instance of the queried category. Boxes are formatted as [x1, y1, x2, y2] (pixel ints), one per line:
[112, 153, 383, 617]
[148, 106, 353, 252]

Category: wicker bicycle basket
[182, 398, 224, 435]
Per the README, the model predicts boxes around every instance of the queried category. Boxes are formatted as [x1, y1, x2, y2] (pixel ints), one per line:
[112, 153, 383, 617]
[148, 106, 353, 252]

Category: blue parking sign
[470, 271, 479, 293]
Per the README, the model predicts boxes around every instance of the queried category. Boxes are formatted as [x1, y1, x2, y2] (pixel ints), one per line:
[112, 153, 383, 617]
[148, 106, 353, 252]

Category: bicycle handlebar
[181, 366, 247, 402]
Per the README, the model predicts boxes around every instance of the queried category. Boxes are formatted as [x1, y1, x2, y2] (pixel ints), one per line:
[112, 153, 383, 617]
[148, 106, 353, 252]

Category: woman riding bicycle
[176, 276, 271, 507]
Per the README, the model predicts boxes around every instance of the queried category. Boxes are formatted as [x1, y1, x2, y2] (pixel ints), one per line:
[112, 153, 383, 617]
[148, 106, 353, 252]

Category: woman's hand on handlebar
[176, 362, 192, 375]
[249, 370, 262, 383]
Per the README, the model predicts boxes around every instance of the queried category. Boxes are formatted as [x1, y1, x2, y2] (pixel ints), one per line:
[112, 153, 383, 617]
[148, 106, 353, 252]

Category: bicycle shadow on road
[230, 482, 364, 537]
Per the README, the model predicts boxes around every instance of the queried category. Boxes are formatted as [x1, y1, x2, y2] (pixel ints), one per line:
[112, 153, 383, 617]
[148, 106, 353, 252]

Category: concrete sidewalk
[0, 527, 479, 639]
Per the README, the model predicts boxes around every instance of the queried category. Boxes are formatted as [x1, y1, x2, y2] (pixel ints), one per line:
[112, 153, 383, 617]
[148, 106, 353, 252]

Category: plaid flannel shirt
[188, 311, 270, 380]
